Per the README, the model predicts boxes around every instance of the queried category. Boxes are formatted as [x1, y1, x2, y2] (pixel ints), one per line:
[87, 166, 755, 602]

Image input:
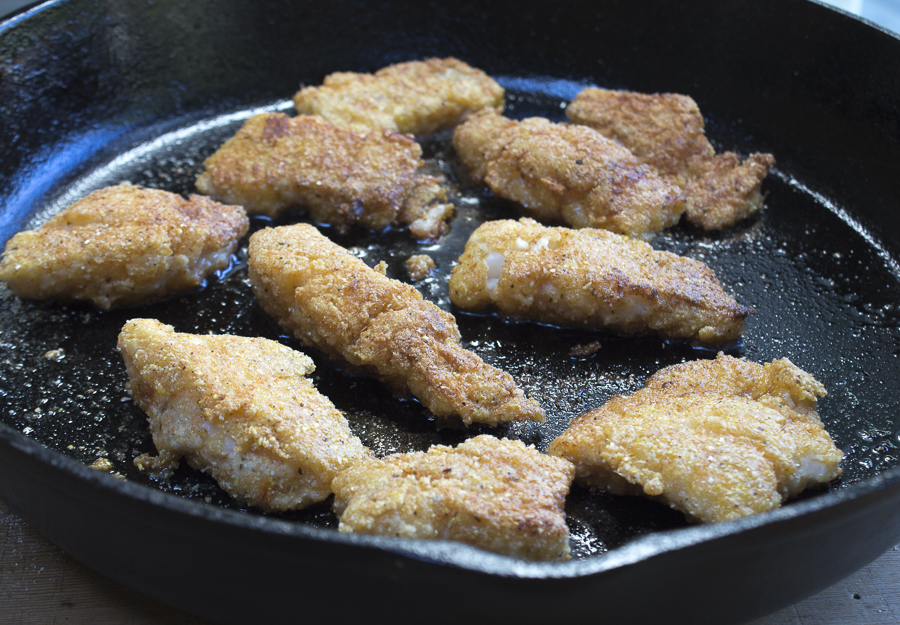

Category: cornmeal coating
[292, 57, 504, 135]
[0, 184, 248, 310]
[449, 218, 752, 345]
[119, 318, 372, 512]
[195, 113, 452, 239]
[452, 109, 685, 240]
[247, 224, 544, 426]
[332, 435, 574, 561]
[547, 354, 843, 523]
[566, 88, 776, 230]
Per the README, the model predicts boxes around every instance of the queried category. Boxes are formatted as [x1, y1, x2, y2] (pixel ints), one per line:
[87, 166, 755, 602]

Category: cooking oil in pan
[2, 88, 899, 557]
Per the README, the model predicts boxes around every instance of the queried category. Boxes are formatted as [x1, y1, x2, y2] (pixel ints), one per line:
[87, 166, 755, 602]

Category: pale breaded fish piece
[332, 434, 574, 561]
[452, 109, 685, 240]
[448, 218, 752, 346]
[292, 57, 504, 135]
[119, 318, 373, 512]
[195, 112, 453, 240]
[566, 88, 776, 230]
[0, 184, 248, 310]
[248, 224, 545, 426]
[547, 354, 843, 523]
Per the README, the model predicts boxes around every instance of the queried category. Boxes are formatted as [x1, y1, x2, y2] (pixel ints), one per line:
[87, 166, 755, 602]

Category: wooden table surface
[0, 497, 897, 625]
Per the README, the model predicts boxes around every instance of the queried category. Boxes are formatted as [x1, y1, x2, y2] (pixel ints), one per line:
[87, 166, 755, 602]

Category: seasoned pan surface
[2, 0, 900, 622]
[2, 90, 900, 554]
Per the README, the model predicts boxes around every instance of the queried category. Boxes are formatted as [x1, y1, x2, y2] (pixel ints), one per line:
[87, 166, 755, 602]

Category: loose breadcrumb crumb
[405, 254, 436, 280]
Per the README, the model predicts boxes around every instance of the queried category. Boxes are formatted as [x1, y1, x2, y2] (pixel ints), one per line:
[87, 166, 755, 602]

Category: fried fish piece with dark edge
[548, 354, 843, 523]
[566, 88, 775, 230]
[0, 184, 248, 310]
[449, 218, 752, 346]
[332, 435, 574, 561]
[248, 223, 545, 426]
[292, 57, 504, 135]
[120, 318, 373, 512]
[195, 112, 453, 240]
[453, 108, 685, 240]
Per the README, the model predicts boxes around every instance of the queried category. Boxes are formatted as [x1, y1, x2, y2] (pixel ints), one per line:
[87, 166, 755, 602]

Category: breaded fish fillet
[0, 184, 248, 310]
[332, 434, 574, 561]
[449, 218, 752, 345]
[547, 354, 843, 523]
[248, 224, 545, 426]
[292, 57, 504, 135]
[119, 318, 372, 512]
[195, 112, 453, 239]
[452, 109, 685, 240]
[566, 88, 776, 230]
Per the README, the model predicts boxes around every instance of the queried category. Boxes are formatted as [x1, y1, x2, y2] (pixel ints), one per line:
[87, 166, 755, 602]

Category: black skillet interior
[2, 0, 900, 602]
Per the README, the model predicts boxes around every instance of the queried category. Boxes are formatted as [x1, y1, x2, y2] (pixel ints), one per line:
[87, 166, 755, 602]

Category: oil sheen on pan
[1, 81, 899, 560]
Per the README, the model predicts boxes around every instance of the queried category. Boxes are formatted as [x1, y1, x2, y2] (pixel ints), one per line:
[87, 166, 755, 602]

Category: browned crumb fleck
[568, 341, 602, 357]
[89, 458, 113, 471]
[405, 254, 436, 280]
[44, 349, 65, 361]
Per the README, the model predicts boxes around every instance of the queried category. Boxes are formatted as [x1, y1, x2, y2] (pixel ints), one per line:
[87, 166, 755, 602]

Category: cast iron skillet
[2, 0, 900, 623]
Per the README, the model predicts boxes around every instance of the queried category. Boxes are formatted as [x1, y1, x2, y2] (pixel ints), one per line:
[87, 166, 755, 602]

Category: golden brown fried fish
[0, 184, 247, 310]
[195, 112, 453, 240]
[293, 57, 504, 135]
[547, 354, 843, 523]
[332, 434, 574, 561]
[119, 318, 372, 512]
[452, 109, 685, 240]
[448, 218, 752, 346]
[566, 88, 775, 230]
[248, 223, 545, 426]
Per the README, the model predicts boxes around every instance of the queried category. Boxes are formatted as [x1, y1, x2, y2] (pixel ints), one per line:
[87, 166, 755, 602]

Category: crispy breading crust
[448, 218, 753, 345]
[548, 354, 843, 523]
[0, 184, 248, 310]
[452, 109, 686, 240]
[292, 57, 504, 135]
[332, 435, 574, 561]
[566, 88, 775, 230]
[195, 113, 452, 239]
[247, 224, 545, 426]
[683, 151, 776, 230]
[119, 319, 373, 512]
